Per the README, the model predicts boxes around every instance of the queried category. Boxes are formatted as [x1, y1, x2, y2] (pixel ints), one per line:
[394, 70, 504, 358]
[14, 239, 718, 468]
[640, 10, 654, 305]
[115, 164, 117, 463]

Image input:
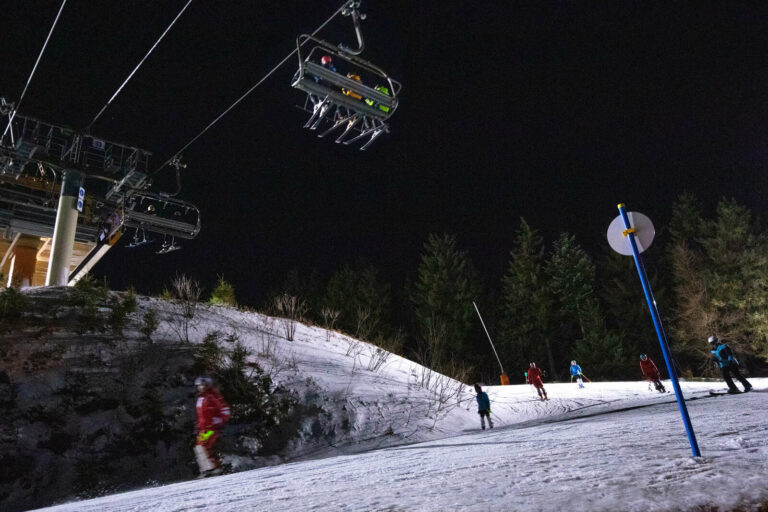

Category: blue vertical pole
[617, 203, 701, 457]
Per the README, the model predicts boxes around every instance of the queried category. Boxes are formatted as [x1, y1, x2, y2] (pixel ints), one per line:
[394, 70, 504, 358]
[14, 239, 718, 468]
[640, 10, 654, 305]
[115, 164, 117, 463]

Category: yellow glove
[198, 430, 214, 442]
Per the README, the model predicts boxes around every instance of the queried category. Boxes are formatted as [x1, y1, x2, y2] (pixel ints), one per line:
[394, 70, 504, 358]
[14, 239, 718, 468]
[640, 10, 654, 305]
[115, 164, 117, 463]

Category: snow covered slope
[35, 377, 768, 511]
[17, 292, 768, 511]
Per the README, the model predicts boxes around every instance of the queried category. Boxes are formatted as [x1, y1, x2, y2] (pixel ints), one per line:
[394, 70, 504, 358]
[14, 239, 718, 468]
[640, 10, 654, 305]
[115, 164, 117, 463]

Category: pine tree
[596, 250, 659, 372]
[545, 233, 597, 380]
[411, 234, 480, 370]
[572, 298, 633, 380]
[324, 261, 392, 340]
[668, 195, 768, 372]
[498, 219, 551, 380]
[701, 199, 768, 361]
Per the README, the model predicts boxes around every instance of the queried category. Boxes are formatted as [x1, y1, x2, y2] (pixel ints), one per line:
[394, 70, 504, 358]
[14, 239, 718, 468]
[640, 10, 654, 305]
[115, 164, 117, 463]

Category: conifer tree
[572, 298, 633, 380]
[498, 219, 551, 380]
[597, 250, 659, 369]
[324, 261, 391, 340]
[411, 234, 480, 370]
[545, 233, 598, 379]
[668, 195, 768, 372]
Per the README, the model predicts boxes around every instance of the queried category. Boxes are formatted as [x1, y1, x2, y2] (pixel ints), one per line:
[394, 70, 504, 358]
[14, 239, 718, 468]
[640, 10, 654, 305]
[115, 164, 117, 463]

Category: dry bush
[164, 274, 202, 343]
[321, 307, 340, 341]
[273, 293, 308, 341]
[365, 331, 404, 373]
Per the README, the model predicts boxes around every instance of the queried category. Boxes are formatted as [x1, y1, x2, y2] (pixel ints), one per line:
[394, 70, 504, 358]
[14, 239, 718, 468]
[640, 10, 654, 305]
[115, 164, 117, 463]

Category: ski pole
[580, 373, 592, 383]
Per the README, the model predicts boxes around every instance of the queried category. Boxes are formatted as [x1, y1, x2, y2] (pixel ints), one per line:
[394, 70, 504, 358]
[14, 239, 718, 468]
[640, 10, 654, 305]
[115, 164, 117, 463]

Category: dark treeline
[268, 193, 768, 383]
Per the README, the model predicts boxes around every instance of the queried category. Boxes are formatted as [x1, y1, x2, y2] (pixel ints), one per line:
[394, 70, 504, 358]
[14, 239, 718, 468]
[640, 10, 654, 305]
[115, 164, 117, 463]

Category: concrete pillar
[46, 169, 84, 286]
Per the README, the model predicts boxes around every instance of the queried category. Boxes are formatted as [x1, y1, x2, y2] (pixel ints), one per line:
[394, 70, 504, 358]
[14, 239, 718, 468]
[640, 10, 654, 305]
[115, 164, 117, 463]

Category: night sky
[4, 1, 768, 306]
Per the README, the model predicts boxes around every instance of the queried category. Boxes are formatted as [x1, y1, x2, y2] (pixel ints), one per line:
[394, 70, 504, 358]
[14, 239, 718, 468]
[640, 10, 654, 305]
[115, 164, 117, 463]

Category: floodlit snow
[29, 301, 768, 511]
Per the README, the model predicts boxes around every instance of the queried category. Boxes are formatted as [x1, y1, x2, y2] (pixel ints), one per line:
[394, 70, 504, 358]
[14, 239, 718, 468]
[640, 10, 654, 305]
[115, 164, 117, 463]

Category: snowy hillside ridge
[1, 285, 482, 511]
[7, 287, 768, 511]
[35, 381, 768, 512]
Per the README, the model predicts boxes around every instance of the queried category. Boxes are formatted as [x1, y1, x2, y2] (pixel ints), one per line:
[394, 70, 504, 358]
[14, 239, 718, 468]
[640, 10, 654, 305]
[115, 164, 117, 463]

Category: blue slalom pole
[617, 203, 701, 457]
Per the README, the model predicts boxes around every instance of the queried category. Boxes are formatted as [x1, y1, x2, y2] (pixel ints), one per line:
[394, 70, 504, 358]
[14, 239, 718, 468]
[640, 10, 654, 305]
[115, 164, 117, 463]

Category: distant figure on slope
[195, 376, 230, 477]
[709, 335, 752, 394]
[570, 360, 585, 389]
[527, 362, 548, 401]
[639, 354, 666, 393]
[474, 384, 493, 430]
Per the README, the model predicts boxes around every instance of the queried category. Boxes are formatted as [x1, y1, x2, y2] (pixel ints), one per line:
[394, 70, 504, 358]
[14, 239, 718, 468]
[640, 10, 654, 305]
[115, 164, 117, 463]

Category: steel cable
[1, 0, 67, 143]
[151, 1, 350, 177]
[86, 0, 195, 131]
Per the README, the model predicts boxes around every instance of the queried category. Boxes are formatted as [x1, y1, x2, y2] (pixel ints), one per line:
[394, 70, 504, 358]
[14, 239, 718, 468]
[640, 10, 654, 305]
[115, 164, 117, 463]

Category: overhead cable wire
[86, 0, 195, 131]
[1, 0, 67, 143]
[152, 1, 349, 176]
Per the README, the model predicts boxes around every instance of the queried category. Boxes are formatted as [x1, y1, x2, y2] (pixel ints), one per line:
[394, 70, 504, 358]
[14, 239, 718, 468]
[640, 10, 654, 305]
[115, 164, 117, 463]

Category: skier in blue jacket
[709, 335, 752, 394]
[569, 360, 585, 389]
[474, 384, 493, 430]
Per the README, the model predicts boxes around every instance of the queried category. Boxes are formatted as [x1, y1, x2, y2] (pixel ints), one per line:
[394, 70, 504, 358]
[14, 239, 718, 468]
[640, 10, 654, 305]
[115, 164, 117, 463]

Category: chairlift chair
[291, 2, 401, 150]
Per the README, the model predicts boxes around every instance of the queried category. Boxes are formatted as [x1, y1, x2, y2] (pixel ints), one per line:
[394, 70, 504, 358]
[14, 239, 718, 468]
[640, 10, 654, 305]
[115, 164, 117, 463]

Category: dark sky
[4, 1, 768, 305]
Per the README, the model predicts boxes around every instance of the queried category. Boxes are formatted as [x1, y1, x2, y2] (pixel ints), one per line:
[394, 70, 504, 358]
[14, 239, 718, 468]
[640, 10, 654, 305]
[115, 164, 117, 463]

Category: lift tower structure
[0, 104, 201, 287]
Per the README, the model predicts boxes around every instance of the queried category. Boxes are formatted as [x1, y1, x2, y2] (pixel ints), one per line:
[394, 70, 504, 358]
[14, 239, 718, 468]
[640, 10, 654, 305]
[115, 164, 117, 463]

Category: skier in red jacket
[194, 376, 230, 477]
[526, 362, 548, 401]
[639, 354, 666, 393]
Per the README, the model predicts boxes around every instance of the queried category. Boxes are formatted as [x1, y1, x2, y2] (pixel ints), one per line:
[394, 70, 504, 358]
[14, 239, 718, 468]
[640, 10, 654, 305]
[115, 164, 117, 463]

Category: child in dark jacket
[474, 384, 493, 430]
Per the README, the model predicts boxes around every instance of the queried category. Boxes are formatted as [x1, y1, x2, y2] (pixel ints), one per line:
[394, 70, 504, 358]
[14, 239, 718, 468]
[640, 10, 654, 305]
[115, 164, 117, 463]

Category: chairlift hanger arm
[339, 1, 365, 55]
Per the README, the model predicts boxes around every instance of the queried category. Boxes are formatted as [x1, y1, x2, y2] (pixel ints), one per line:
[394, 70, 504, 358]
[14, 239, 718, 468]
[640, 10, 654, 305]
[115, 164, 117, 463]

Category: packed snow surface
[36, 379, 768, 512]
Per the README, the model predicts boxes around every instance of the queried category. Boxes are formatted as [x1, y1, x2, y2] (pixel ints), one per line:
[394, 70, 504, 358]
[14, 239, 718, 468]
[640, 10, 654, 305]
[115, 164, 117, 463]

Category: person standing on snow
[570, 360, 585, 389]
[474, 384, 493, 430]
[195, 376, 230, 477]
[639, 354, 666, 393]
[709, 335, 752, 394]
[527, 362, 548, 400]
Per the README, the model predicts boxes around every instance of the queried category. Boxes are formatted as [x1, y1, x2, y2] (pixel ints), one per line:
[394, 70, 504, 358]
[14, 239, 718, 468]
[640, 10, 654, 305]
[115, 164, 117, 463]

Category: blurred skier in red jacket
[526, 362, 548, 401]
[194, 376, 230, 477]
[639, 354, 667, 393]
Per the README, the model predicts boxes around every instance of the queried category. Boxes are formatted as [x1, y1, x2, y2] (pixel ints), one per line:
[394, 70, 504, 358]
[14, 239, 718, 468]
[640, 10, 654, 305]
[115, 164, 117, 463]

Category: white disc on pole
[607, 211, 655, 255]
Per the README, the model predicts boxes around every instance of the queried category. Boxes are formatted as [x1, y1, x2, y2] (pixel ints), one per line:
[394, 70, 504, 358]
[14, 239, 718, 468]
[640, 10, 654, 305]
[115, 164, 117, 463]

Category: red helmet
[321, 55, 333, 65]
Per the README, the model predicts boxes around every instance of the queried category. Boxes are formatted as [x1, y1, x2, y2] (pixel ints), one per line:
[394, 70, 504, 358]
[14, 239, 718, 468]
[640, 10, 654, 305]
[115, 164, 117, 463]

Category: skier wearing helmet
[194, 376, 230, 477]
[313, 55, 338, 85]
[320, 55, 335, 69]
[569, 360, 585, 389]
[526, 362, 548, 401]
[708, 335, 752, 394]
[639, 354, 666, 393]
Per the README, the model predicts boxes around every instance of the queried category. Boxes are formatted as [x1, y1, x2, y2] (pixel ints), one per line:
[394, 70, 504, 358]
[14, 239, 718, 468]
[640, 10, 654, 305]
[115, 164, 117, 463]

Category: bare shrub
[166, 274, 202, 343]
[255, 331, 280, 360]
[366, 347, 390, 372]
[171, 274, 202, 317]
[365, 331, 404, 373]
[321, 307, 340, 341]
[273, 293, 308, 341]
[354, 306, 372, 340]
[345, 337, 363, 357]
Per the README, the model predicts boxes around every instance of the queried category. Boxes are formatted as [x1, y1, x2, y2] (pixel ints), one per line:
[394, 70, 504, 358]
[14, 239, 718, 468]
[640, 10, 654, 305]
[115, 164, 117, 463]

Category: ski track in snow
[34, 381, 768, 512]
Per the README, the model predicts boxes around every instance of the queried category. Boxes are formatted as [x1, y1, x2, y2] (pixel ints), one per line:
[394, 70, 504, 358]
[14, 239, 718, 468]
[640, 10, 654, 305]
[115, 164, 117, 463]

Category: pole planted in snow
[612, 203, 701, 457]
[472, 301, 506, 376]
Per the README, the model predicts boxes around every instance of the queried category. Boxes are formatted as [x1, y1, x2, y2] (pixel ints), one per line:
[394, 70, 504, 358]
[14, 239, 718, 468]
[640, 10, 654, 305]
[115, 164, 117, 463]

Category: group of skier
[191, 334, 755, 476]
[472, 334, 754, 430]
